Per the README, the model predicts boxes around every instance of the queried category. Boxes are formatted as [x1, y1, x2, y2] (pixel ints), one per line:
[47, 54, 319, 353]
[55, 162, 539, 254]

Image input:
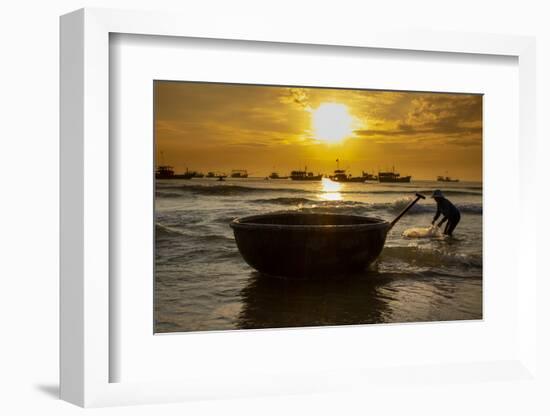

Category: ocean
[155, 178, 482, 333]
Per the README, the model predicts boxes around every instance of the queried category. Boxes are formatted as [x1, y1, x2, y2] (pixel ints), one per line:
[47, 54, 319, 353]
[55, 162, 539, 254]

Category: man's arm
[438, 216, 448, 227]
[432, 208, 441, 225]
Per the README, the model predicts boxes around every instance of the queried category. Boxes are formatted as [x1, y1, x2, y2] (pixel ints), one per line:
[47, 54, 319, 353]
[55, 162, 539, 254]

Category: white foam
[402, 225, 443, 239]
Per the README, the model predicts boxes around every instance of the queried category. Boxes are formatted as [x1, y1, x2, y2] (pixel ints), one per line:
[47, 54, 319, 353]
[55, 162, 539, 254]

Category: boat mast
[159, 150, 165, 166]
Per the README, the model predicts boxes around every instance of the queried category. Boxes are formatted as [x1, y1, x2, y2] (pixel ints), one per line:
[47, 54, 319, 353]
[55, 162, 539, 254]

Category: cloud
[279, 88, 312, 111]
[354, 93, 482, 146]
[228, 141, 269, 148]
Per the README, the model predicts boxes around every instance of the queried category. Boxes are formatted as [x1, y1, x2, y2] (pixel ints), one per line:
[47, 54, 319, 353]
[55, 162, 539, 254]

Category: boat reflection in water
[319, 177, 343, 201]
[238, 271, 391, 329]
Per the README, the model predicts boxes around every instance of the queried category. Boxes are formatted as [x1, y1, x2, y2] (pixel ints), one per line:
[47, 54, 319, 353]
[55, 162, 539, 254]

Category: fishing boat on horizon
[437, 175, 459, 182]
[155, 166, 201, 180]
[290, 167, 323, 181]
[174, 168, 196, 179]
[269, 172, 289, 179]
[230, 169, 249, 178]
[329, 160, 365, 183]
[378, 167, 411, 183]
[156, 165, 176, 179]
[362, 171, 378, 181]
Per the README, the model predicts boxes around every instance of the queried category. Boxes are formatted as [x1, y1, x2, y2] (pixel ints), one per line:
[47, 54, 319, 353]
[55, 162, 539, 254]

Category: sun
[312, 103, 354, 144]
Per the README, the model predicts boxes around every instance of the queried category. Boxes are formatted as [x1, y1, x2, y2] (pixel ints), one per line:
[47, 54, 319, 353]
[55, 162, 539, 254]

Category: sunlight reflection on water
[319, 177, 342, 201]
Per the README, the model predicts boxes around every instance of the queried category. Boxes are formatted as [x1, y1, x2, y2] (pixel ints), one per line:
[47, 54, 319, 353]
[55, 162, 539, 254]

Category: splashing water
[402, 224, 443, 239]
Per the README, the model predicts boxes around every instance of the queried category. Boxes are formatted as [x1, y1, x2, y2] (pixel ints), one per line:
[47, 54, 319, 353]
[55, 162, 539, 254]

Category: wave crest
[381, 246, 482, 269]
[156, 184, 482, 197]
[158, 184, 304, 196]
[253, 196, 482, 215]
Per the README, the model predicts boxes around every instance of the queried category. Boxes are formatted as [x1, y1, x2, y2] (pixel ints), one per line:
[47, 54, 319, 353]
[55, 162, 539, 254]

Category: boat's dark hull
[332, 177, 366, 183]
[231, 213, 389, 278]
[290, 176, 323, 181]
[156, 174, 194, 179]
[379, 177, 411, 183]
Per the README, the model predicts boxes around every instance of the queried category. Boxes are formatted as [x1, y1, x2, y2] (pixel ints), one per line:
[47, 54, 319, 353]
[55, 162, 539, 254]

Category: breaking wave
[156, 184, 482, 197]
[251, 196, 482, 215]
[158, 184, 306, 196]
[252, 197, 315, 205]
[155, 223, 185, 237]
[350, 189, 481, 196]
[380, 246, 482, 270]
[387, 197, 482, 214]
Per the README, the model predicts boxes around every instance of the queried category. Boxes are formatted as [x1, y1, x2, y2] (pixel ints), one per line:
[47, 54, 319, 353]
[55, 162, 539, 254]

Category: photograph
[154, 81, 483, 333]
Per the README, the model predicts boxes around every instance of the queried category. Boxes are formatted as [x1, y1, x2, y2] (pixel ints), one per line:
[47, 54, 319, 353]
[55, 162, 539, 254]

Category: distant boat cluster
[156, 163, 459, 183]
[156, 166, 244, 181]
[156, 166, 206, 180]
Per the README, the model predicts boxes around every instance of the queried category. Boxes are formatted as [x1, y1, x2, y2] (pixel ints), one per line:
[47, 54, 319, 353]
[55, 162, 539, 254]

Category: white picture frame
[60, 7, 538, 408]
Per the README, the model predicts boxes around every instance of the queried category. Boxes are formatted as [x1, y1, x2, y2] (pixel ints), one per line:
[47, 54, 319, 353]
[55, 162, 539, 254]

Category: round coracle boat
[230, 212, 389, 278]
[230, 193, 425, 278]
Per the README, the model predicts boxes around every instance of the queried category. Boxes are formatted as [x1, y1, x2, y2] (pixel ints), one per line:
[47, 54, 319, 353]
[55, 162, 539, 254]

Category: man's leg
[446, 215, 460, 236]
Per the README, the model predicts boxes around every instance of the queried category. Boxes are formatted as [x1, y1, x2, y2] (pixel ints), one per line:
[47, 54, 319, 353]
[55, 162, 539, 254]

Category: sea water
[155, 178, 482, 332]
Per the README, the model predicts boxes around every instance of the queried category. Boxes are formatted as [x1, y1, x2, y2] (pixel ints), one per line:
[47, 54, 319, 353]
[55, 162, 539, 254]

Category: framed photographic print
[60, 8, 538, 408]
[153, 80, 483, 334]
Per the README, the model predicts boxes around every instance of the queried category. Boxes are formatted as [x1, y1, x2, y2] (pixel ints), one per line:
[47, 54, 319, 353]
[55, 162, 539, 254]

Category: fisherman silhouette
[431, 190, 461, 236]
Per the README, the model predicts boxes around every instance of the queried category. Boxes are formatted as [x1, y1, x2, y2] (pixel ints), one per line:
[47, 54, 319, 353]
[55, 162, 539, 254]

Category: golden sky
[155, 81, 482, 181]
